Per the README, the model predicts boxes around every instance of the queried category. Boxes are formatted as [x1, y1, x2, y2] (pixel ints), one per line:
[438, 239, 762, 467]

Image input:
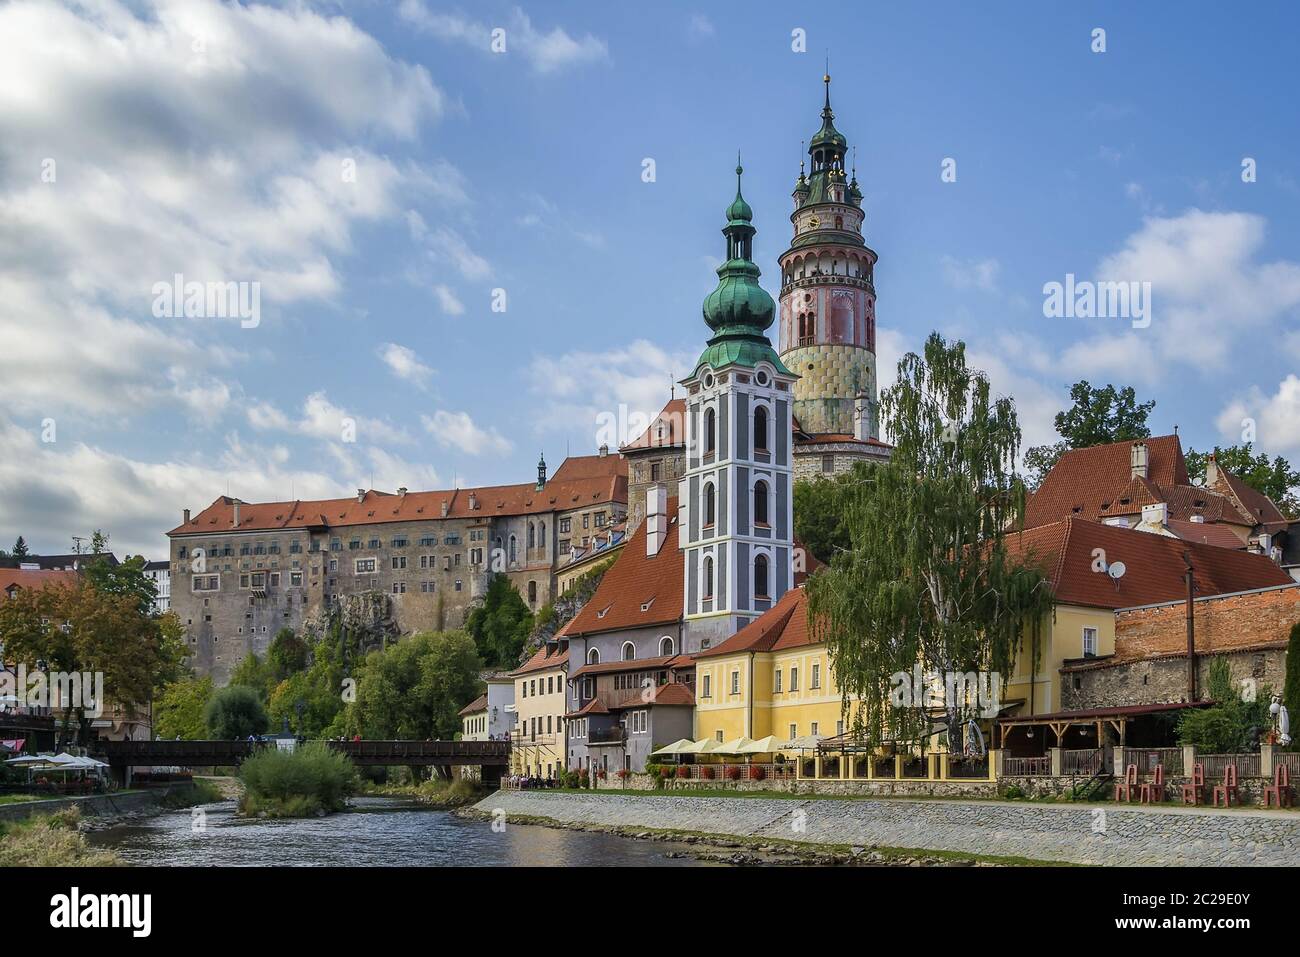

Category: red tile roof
[457, 693, 488, 717]
[510, 643, 569, 677]
[1163, 519, 1246, 550]
[563, 503, 684, 637]
[647, 682, 696, 706]
[569, 653, 693, 680]
[1025, 435, 1190, 528]
[0, 569, 79, 596]
[693, 586, 814, 659]
[169, 454, 627, 536]
[621, 399, 686, 452]
[1006, 518, 1293, 609]
[564, 698, 610, 718]
[1211, 467, 1290, 524]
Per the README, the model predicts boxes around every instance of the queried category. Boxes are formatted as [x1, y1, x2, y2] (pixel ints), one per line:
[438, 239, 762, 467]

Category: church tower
[679, 160, 798, 646]
[778, 74, 881, 444]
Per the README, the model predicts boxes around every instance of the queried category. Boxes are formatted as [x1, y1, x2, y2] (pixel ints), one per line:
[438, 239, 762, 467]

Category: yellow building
[508, 638, 568, 778]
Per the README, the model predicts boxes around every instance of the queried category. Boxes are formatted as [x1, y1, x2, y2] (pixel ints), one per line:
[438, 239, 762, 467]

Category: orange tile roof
[1211, 467, 1290, 524]
[694, 586, 813, 659]
[0, 568, 79, 595]
[169, 454, 627, 536]
[563, 502, 684, 637]
[457, 693, 488, 717]
[510, 643, 569, 677]
[1164, 519, 1246, 550]
[647, 682, 696, 706]
[620, 399, 686, 452]
[569, 653, 694, 679]
[1006, 518, 1293, 609]
[564, 698, 611, 718]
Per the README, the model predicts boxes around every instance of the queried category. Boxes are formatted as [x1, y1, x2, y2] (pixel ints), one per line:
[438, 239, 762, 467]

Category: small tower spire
[536, 451, 547, 490]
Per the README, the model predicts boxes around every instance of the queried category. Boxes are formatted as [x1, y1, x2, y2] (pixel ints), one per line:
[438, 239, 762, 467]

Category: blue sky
[2, 0, 1299, 558]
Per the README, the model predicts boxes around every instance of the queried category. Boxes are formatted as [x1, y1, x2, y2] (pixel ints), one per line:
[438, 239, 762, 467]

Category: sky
[2, 0, 1299, 559]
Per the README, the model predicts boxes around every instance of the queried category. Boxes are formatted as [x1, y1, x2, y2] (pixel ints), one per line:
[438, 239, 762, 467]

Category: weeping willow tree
[806, 332, 1054, 751]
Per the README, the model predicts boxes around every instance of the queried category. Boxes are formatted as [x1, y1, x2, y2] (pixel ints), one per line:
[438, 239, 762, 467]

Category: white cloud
[1217, 376, 1300, 458]
[398, 2, 609, 74]
[248, 391, 411, 446]
[0, 0, 448, 420]
[528, 339, 694, 446]
[428, 227, 492, 281]
[433, 284, 466, 315]
[688, 14, 715, 39]
[422, 411, 512, 456]
[378, 342, 435, 386]
[940, 255, 1000, 293]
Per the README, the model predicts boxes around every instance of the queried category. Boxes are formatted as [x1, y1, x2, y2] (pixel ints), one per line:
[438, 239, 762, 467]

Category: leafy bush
[725, 766, 742, 781]
[700, 765, 715, 780]
[616, 769, 631, 780]
[205, 684, 269, 739]
[238, 742, 356, 817]
[675, 765, 689, 779]
[1002, 783, 1025, 800]
[1178, 657, 1271, 753]
[748, 765, 765, 781]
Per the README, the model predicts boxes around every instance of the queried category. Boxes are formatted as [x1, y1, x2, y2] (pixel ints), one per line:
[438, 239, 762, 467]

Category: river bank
[469, 789, 1300, 866]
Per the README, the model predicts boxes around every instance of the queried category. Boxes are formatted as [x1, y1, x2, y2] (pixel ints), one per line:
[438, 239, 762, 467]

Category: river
[86, 796, 715, 867]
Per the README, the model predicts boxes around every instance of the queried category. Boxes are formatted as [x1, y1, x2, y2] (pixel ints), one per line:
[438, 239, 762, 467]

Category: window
[559, 518, 571, 534]
[454, 580, 462, 591]
[754, 554, 769, 598]
[349, 538, 360, 551]
[774, 668, 783, 693]
[812, 663, 821, 689]
[704, 483, 716, 527]
[329, 537, 341, 551]
[811, 722, 819, 736]
[754, 404, 768, 451]
[355, 558, 376, 574]
[391, 536, 408, 548]
[702, 556, 714, 599]
[419, 535, 436, 547]
[528, 523, 535, 549]
[1083, 627, 1099, 658]
[789, 723, 797, 740]
[753, 481, 769, 526]
[650, 462, 661, 481]
[622, 641, 635, 661]
[701, 674, 711, 698]
[328, 559, 338, 572]
[391, 582, 406, 594]
[837, 720, 844, 735]
[821, 454, 834, 474]
[659, 636, 674, 656]
[704, 407, 716, 455]
[290, 572, 303, 586]
[391, 556, 406, 570]
[587, 648, 600, 665]
[789, 666, 799, 691]
[730, 671, 739, 695]
[420, 581, 435, 593]
[715, 730, 724, 743]
[528, 581, 537, 605]
[368, 538, 380, 549]
[508, 535, 518, 565]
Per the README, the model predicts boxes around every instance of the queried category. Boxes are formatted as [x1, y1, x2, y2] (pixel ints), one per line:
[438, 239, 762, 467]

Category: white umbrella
[4, 753, 54, 765]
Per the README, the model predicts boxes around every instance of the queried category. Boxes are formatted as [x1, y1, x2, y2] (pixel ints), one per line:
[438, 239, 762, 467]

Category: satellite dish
[1108, 561, 1127, 580]
[1192, 476, 1204, 487]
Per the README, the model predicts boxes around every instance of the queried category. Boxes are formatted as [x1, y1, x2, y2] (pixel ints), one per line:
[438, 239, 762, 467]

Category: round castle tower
[777, 75, 879, 440]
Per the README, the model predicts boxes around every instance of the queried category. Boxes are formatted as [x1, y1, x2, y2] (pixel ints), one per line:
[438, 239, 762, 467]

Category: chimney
[645, 483, 668, 556]
[1141, 502, 1168, 528]
[397, 487, 407, 499]
[440, 500, 450, 517]
[183, 508, 191, 524]
[232, 501, 240, 528]
[469, 492, 478, 510]
[1205, 454, 1220, 488]
[599, 443, 609, 458]
[1130, 441, 1148, 479]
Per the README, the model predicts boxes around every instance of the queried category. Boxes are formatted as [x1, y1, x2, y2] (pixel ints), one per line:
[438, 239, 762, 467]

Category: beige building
[509, 639, 568, 777]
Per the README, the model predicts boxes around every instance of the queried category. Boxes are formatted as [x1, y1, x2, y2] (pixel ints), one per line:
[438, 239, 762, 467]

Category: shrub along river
[86, 796, 713, 867]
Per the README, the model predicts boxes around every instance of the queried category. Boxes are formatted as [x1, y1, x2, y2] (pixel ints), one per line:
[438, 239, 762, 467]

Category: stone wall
[1061, 584, 1300, 710]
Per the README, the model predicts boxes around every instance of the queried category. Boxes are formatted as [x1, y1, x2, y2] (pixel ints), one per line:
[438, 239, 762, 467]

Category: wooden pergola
[996, 701, 1208, 750]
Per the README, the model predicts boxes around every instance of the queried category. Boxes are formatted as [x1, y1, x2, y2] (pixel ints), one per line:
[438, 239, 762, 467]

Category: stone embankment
[474, 790, 1300, 866]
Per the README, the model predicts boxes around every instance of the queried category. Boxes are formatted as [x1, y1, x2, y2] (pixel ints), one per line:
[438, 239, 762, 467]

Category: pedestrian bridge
[97, 739, 510, 782]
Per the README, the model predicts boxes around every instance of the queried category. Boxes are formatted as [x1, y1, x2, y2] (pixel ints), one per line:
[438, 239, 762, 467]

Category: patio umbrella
[649, 739, 694, 757]
[716, 736, 754, 755]
[779, 734, 825, 751]
[4, 754, 54, 766]
[739, 735, 779, 754]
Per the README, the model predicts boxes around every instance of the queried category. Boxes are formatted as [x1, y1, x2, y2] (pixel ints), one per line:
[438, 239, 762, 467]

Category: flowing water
[86, 796, 714, 867]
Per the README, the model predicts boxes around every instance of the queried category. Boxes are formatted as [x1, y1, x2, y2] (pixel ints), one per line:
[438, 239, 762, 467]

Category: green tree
[267, 628, 309, 681]
[465, 575, 533, 668]
[355, 630, 483, 740]
[1024, 381, 1156, 488]
[1178, 657, 1270, 753]
[228, 652, 277, 703]
[793, 463, 876, 562]
[205, 685, 270, 739]
[155, 676, 214, 739]
[1283, 623, 1300, 752]
[1185, 444, 1300, 516]
[11, 536, 29, 558]
[806, 332, 1055, 749]
[84, 553, 158, 617]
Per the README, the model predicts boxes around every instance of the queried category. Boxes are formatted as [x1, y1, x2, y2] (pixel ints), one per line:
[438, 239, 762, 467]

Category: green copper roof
[691, 160, 791, 378]
[809, 74, 847, 149]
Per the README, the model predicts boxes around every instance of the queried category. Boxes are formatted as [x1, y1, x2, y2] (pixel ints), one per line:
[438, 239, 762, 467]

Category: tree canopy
[1024, 380, 1156, 488]
[352, 630, 483, 740]
[465, 574, 533, 668]
[205, 684, 270, 739]
[806, 332, 1054, 749]
[793, 462, 876, 563]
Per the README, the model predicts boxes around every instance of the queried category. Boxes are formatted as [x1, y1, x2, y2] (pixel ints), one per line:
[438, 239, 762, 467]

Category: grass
[0, 794, 43, 805]
[158, 778, 224, 809]
[238, 742, 356, 818]
[0, 808, 121, 867]
[362, 777, 483, 808]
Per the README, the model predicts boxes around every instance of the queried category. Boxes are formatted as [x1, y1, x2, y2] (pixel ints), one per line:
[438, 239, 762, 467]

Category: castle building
[779, 75, 891, 477]
[167, 453, 626, 684]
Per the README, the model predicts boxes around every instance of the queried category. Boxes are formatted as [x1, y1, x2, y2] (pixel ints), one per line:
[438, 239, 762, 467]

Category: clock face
[808, 215, 821, 228]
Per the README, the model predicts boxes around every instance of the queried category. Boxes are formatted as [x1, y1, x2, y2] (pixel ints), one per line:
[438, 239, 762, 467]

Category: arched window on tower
[835, 215, 843, 230]
[754, 480, 769, 526]
[527, 523, 535, 549]
[703, 556, 714, 599]
[703, 482, 716, 528]
[754, 405, 768, 453]
[704, 407, 716, 456]
[754, 554, 770, 599]
[538, 521, 546, 548]
[508, 535, 518, 565]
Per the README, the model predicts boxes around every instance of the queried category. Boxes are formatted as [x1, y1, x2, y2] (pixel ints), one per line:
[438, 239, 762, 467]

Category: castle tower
[679, 159, 798, 644]
[777, 74, 880, 441]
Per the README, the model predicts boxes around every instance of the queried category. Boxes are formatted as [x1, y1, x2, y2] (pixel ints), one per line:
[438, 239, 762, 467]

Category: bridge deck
[98, 739, 511, 767]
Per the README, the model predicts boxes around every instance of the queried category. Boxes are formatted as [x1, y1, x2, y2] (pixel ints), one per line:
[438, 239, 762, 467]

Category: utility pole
[1182, 551, 1197, 701]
